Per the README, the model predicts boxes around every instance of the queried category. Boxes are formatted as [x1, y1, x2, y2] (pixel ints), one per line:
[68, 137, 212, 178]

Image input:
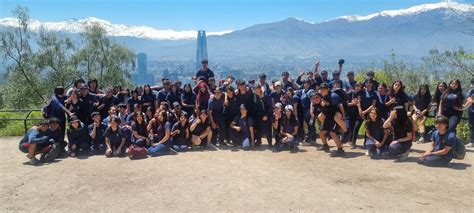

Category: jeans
[147, 140, 170, 156]
[389, 141, 412, 156]
[418, 155, 451, 167]
[132, 138, 147, 147]
[366, 138, 388, 157]
[444, 110, 462, 133]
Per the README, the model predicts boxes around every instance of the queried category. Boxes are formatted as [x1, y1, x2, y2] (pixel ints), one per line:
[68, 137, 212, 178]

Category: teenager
[147, 111, 172, 155]
[97, 87, 118, 121]
[190, 109, 213, 148]
[196, 81, 211, 111]
[88, 78, 103, 95]
[104, 116, 127, 157]
[88, 112, 107, 155]
[224, 86, 240, 145]
[230, 104, 255, 150]
[384, 106, 413, 160]
[467, 79, 474, 147]
[208, 88, 227, 146]
[386, 80, 410, 111]
[412, 84, 432, 143]
[280, 105, 299, 151]
[438, 79, 464, 133]
[375, 83, 390, 120]
[78, 86, 96, 126]
[344, 83, 363, 148]
[47, 117, 66, 158]
[66, 116, 91, 157]
[253, 84, 273, 147]
[365, 108, 389, 158]
[19, 121, 54, 165]
[181, 83, 197, 116]
[166, 82, 182, 107]
[431, 82, 447, 117]
[272, 103, 284, 152]
[131, 112, 151, 148]
[127, 89, 142, 114]
[171, 112, 190, 152]
[418, 115, 457, 166]
[141, 84, 156, 115]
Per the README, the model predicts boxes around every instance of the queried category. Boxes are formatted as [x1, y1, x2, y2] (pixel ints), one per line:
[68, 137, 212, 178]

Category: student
[181, 83, 197, 116]
[418, 115, 457, 166]
[104, 116, 127, 157]
[19, 121, 54, 165]
[253, 84, 273, 147]
[362, 71, 380, 92]
[305, 91, 321, 145]
[48, 117, 67, 158]
[412, 84, 432, 143]
[78, 86, 96, 126]
[141, 84, 156, 115]
[66, 78, 85, 96]
[365, 108, 389, 158]
[299, 80, 315, 144]
[235, 80, 255, 117]
[196, 81, 210, 111]
[431, 82, 447, 116]
[193, 59, 215, 84]
[169, 102, 183, 127]
[353, 79, 377, 148]
[272, 103, 284, 152]
[383, 106, 413, 160]
[318, 83, 348, 133]
[171, 112, 190, 152]
[258, 73, 272, 97]
[386, 80, 410, 111]
[467, 79, 474, 147]
[117, 103, 130, 126]
[157, 79, 171, 107]
[127, 89, 142, 114]
[438, 79, 464, 133]
[88, 78, 103, 95]
[47, 86, 72, 142]
[270, 81, 284, 105]
[189, 109, 213, 148]
[344, 83, 363, 148]
[97, 87, 118, 121]
[224, 85, 240, 144]
[102, 106, 117, 126]
[166, 82, 182, 107]
[88, 112, 107, 155]
[208, 88, 227, 146]
[130, 112, 150, 148]
[145, 106, 154, 123]
[147, 111, 172, 156]
[66, 116, 91, 157]
[375, 83, 390, 120]
[230, 104, 255, 150]
[280, 105, 299, 151]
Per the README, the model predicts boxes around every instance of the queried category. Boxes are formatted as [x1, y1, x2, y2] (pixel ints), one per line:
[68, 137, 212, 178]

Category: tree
[0, 6, 45, 108]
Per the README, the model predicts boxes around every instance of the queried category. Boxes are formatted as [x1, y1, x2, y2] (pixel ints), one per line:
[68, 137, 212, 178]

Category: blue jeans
[147, 140, 170, 156]
[469, 114, 474, 144]
[389, 141, 412, 156]
[418, 155, 451, 167]
[132, 138, 147, 147]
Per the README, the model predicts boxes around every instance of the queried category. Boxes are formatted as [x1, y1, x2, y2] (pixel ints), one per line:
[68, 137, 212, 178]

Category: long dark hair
[282, 109, 297, 129]
[415, 84, 432, 105]
[389, 80, 406, 97]
[432, 82, 447, 104]
[143, 84, 153, 96]
[183, 83, 193, 95]
[365, 108, 383, 129]
[393, 107, 409, 131]
[441, 79, 463, 107]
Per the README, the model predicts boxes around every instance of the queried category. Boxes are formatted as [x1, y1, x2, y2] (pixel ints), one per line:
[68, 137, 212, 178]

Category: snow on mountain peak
[0, 16, 234, 40]
[332, 1, 473, 22]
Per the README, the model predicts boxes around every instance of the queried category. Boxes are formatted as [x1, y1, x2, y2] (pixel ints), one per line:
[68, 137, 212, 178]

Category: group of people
[20, 59, 473, 167]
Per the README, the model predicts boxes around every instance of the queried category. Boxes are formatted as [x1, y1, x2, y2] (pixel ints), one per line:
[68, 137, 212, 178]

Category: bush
[0, 111, 43, 136]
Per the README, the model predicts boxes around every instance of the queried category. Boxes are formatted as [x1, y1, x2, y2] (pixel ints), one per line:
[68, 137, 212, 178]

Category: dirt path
[1, 137, 473, 212]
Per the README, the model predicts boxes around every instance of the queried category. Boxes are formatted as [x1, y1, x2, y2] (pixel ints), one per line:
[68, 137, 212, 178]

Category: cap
[69, 116, 80, 123]
[338, 59, 345, 65]
[274, 81, 282, 87]
[320, 83, 329, 89]
[179, 111, 188, 118]
[48, 117, 60, 124]
[275, 103, 283, 109]
[240, 104, 247, 110]
[259, 73, 267, 79]
[172, 102, 181, 108]
[285, 105, 294, 112]
[80, 85, 89, 90]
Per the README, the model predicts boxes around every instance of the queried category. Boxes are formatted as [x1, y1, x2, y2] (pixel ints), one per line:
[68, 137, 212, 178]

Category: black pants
[343, 117, 363, 144]
[255, 117, 272, 146]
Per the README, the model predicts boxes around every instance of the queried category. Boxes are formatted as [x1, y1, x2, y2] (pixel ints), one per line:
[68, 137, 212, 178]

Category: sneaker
[399, 151, 409, 160]
[28, 157, 41, 165]
[365, 150, 370, 156]
[330, 149, 345, 157]
[348, 142, 356, 149]
[317, 144, 330, 152]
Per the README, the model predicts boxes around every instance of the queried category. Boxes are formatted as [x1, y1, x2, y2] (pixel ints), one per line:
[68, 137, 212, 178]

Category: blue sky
[0, 0, 465, 31]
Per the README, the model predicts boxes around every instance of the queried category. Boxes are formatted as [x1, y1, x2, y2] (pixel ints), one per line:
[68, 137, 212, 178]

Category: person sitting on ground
[230, 104, 255, 150]
[19, 120, 55, 165]
[365, 108, 389, 159]
[383, 106, 413, 160]
[66, 116, 91, 157]
[171, 112, 190, 152]
[130, 112, 151, 148]
[104, 116, 127, 157]
[418, 115, 457, 167]
[189, 109, 213, 148]
[88, 112, 107, 155]
[280, 105, 299, 152]
[147, 111, 172, 156]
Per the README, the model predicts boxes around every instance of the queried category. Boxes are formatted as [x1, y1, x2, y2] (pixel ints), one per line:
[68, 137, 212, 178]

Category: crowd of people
[19, 59, 473, 167]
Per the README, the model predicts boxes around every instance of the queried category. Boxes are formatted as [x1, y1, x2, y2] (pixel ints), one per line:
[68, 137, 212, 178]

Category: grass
[0, 111, 44, 136]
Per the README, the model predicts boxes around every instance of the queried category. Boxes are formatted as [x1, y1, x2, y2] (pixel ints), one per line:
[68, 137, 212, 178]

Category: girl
[181, 84, 197, 116]
[131, 112, 150, 148]
[412, 84, 432, 143]
[88, 78, 103, 94]
[280, 105, 299, 151]
[147, 111, 171, 156]
[365, 108, 388, 158]
[141, 84, 156, 115]
[438, 79, 464, 133]
[386, 80, 410, 111]
[171, 112, 190, 152]
[383, 106, 413, 160]
[431, 82, 447, 116]
[67, 116, 91, 157]
[127, 89, 142, 114]
[166, 83, 182, 106]
[196, 81, 210, 111]
[104, 116, 127, 157]
[190, 109, 213, 148]
[375, 83, 389, 120]
[65, 89, 84, 122]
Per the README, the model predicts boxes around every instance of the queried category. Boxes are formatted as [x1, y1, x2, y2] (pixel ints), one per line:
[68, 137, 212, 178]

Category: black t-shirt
[88, 123, 107, 144]
[392, 120, 413, 141]
[192, 118, 210, 135]
[172, 122, 188, 142]
[104, 127, 125, 145]
[131, 122, 148, 138]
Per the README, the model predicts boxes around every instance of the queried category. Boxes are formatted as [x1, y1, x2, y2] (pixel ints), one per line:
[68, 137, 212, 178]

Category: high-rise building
[133, 52, 155, 85]
[196, 30, 208, 70]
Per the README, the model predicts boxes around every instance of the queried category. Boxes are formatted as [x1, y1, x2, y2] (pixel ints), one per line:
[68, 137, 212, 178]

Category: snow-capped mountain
[0, 16, 233, 40]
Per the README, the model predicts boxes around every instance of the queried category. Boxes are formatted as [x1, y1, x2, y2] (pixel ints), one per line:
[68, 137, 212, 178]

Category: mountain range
[1, 2, 473, 62]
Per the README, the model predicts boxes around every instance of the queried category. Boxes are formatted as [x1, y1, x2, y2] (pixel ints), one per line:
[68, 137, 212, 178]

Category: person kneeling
[280, 105, 298, 152]
[418, 115, 456, 167]
[230, 104, 254, 150]
[190, 109, 213, 148]
[67, 116, 91, 157]
[104, 116, 127, 157]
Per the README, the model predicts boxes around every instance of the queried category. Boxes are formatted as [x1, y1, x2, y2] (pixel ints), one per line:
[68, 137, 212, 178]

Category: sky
[0, 0, 468, 31]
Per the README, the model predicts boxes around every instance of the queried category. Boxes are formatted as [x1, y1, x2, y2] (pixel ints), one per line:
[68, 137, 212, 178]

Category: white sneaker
[365, 150, 370, 156]
[399, 151, 409, 160]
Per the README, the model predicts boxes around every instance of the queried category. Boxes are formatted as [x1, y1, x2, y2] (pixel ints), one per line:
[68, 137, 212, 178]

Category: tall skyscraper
[196, 30, 208, 70]
[133, 52, 154, 85]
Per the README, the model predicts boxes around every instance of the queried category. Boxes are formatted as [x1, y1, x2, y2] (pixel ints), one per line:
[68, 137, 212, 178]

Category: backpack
[42, 98, 53, 119]
[40, 143, 60, 163]
[128, 144, 148, 159]
[452, 137, 466, 160]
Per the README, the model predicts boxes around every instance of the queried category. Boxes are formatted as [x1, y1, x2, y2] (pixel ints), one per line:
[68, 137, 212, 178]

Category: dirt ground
[0, 137, 473, 212]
